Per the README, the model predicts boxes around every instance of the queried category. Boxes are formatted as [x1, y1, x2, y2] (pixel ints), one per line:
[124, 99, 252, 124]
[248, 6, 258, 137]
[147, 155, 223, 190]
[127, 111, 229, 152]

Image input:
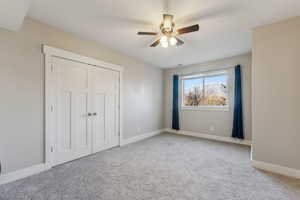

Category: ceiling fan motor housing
[160, 22, 175, 35]
[160, 14, 175, 35]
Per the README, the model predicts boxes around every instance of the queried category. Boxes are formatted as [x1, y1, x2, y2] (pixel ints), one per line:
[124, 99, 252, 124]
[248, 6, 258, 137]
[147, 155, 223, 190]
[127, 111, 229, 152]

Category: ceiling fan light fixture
[169, 37, 177, 46]
[137, 14, 199, 48]
[160, 35, 168, 43]
[161, 40, 169, 48]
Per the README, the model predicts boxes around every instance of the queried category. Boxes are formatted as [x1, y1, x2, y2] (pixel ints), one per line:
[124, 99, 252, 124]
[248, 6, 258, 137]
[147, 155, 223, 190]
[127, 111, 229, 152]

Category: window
[182, 71, 228, 109]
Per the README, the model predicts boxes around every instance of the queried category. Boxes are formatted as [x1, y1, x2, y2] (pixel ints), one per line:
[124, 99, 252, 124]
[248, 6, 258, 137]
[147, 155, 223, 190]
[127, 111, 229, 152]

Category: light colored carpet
[1, 133, 300, 200]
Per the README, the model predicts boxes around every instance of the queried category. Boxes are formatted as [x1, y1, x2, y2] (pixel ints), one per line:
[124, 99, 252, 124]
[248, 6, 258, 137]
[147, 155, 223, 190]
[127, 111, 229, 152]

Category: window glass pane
[203, 74, 228, 106]
[183, 78, 204, 106]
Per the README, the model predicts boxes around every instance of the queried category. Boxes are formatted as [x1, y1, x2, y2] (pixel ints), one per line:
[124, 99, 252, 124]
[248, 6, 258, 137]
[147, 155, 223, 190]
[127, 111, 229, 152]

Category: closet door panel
[53, 57, 91, 165]
[93, 93, 106, 152]
[92, 68, 119, 153]
[105, 94, 118, 148]
[57, 91, 72, 151]
[75, 93, 89, 148]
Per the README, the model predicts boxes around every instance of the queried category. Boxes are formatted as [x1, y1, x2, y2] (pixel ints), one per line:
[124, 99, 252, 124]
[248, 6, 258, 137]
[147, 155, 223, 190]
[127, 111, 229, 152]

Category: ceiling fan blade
[137, 32, 158, 35]
[150, 39, 160, 47]
[176, 24, 199, 35]
[176, 37, 184, 46]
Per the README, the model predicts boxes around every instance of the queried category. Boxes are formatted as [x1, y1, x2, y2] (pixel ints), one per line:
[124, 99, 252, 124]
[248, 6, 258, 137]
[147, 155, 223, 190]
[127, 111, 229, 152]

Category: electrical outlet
[209, 126, 215, 132]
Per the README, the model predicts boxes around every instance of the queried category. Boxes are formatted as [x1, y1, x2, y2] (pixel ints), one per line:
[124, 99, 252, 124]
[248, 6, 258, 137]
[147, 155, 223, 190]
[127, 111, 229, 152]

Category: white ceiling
[27, 0, 300, 68]
[0, 0, 32, 31]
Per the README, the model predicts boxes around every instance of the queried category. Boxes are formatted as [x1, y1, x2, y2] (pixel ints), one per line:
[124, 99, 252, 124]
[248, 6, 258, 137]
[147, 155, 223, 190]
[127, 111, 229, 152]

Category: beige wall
[0, 18, 163, 174]
[164, 53, 252, 140]
[252, 16, 300, 169]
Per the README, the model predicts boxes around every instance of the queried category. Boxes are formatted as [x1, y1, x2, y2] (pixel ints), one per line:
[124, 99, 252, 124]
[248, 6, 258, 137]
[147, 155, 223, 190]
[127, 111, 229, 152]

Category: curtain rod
[175, 65, 239, 77]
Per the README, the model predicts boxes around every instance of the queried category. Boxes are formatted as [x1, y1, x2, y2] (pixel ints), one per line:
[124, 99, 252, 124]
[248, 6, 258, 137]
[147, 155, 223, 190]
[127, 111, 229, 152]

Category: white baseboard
[120, 129, 164, 146]
[0, 164, 50, 185]
[164, 128, 252, 146]
[251, 159, 300, 179]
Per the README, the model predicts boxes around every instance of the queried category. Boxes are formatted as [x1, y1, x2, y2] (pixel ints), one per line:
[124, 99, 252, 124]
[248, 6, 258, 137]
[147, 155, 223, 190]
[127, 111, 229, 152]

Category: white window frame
[181, 70, 229, 111]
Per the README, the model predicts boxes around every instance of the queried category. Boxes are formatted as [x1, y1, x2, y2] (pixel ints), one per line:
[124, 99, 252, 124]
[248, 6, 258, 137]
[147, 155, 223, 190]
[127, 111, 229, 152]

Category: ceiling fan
[137, 14, 199, 48]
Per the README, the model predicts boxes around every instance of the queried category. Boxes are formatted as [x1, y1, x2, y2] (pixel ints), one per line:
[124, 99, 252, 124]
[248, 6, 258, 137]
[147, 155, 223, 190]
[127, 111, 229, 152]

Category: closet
[44, 46, 122, 166]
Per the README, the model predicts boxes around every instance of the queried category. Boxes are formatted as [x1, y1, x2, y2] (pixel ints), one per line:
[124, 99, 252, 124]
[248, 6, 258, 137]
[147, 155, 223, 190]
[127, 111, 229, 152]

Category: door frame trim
[43, 45, 124, 168]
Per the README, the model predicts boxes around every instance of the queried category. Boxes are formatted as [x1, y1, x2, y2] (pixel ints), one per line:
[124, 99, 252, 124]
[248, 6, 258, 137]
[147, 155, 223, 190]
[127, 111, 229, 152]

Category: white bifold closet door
[91, 67, 119, 153]
[52, 57, 119, 166]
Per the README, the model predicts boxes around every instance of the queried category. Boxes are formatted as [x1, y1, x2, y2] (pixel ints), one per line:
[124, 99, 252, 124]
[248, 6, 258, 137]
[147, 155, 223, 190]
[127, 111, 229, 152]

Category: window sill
[181, 106, 229, 112]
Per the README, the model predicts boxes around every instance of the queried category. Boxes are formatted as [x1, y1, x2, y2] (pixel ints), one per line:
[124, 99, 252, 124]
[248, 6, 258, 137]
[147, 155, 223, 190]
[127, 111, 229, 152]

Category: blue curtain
[172, 75, 180, 130]
[232, 65, 244, 139]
